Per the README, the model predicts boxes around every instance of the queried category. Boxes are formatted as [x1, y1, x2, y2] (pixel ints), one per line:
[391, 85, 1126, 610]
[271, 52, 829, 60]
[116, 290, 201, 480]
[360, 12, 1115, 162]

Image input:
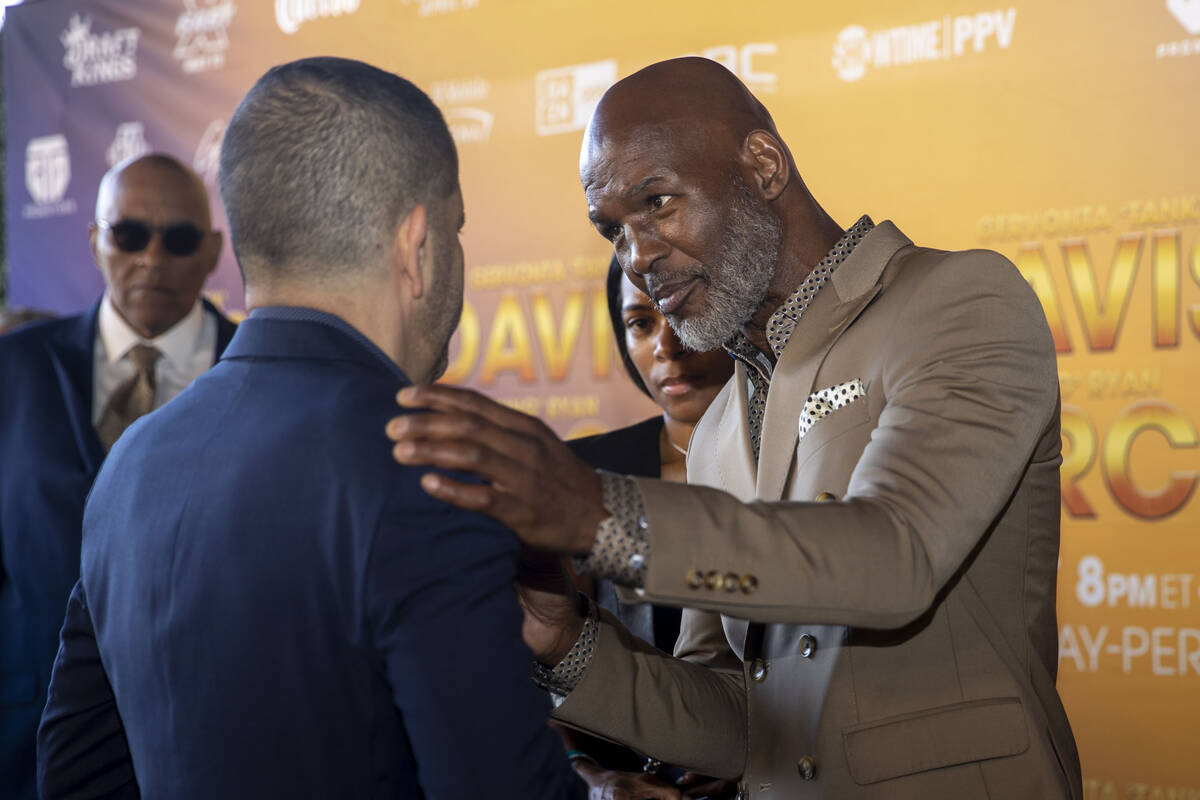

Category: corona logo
[275, 0, 361, 35]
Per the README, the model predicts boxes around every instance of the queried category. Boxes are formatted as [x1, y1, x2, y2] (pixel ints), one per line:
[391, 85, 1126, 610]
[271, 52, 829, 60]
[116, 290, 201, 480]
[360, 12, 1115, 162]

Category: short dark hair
[219, 57, 457, 281]
[606, 255, 650, 397]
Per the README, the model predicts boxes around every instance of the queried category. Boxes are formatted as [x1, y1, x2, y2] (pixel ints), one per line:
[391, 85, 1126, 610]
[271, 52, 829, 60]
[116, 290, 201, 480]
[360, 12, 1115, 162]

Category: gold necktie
[97, 343, 162, 451]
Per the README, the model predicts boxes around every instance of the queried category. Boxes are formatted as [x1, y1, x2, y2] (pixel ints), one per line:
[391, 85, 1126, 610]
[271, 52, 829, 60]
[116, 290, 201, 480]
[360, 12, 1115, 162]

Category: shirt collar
[725, 214, 874, 370]
[98, 293, 206, 367]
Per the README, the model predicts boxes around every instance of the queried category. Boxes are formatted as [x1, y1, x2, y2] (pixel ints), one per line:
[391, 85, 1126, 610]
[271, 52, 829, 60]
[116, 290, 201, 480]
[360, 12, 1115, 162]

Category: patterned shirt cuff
[571, 471, 650, 587]
[532, 594, 599, 696]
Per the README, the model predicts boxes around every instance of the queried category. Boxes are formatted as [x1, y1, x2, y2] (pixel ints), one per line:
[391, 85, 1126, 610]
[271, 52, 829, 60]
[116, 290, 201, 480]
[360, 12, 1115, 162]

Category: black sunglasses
[95, 219, 208, 257]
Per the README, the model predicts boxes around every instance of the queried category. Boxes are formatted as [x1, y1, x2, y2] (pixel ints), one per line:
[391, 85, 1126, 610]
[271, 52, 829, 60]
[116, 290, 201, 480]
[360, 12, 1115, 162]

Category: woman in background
[562, 258, 736, 800]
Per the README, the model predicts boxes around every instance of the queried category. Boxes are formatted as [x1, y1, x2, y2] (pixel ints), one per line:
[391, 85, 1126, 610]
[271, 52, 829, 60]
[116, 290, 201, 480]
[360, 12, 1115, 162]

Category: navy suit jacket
[37, 308, 583, 799]
[0, 300, 235, 800]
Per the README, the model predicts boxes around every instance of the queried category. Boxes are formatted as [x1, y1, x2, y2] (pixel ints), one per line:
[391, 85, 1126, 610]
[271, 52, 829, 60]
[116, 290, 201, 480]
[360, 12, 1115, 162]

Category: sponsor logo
[194, 120, 227, 186]
[1158, 0, 1200, 57]
[445, 108, 493, 145]
[23, 135, 78, 220]
[275, 0, 360, 35]
[832, 8, 1017, 82]
[693, 43, 779, 91]
[175, 0, 236, 74]
[400, 0, 479, 16]
[535, 59, 618, 137]
[106, 122, 151, 167]
[433, 78, 493, 145]
[60, 14, 140, 87]
[431, 76, 489, 106]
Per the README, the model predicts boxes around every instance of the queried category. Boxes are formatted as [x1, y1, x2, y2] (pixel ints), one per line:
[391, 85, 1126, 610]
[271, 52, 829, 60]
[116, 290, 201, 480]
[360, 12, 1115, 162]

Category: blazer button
[705, 570, 722, 590]
[749, 658, 768, 682]
[798, 633, 817, 658]
[814, 491, 836, 502]
[739, 574, 759, 594]
[721, 572, 740, 592]
[798, 755, 817, 781]
[685, 569, 704, 589]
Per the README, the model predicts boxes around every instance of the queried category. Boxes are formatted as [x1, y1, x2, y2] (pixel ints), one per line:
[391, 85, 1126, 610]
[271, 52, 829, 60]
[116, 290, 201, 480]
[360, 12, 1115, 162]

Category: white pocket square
[799, 378, 866, 439]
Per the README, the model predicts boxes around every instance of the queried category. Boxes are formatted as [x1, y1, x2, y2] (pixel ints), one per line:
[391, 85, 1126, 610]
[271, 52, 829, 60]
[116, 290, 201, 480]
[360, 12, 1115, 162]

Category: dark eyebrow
[624, 175, 663, 199]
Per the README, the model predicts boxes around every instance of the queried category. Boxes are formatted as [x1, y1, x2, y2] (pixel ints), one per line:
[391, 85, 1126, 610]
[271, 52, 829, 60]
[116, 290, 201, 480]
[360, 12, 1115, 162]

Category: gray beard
[651, 182, 782, 352]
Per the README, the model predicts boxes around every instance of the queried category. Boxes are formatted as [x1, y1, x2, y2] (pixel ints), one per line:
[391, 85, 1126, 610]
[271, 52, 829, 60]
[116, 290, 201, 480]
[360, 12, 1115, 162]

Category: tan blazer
[554, 221, 1082, 799]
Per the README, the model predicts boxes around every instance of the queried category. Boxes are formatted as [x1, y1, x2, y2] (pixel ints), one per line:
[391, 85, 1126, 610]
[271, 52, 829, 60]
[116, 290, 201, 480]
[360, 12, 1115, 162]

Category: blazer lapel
[715, 362, 758, 498]
[754, 221, 912, 501]
[47, 304, 105, 474]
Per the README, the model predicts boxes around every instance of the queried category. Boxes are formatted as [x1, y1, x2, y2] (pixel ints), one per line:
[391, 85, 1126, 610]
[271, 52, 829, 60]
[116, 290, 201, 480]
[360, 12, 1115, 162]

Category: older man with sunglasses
[0, 153, 236, 800]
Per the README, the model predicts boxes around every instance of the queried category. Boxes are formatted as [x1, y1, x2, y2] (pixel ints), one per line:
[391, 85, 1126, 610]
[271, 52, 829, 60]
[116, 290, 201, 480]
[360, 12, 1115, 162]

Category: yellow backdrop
[17, 0, 1197, 793]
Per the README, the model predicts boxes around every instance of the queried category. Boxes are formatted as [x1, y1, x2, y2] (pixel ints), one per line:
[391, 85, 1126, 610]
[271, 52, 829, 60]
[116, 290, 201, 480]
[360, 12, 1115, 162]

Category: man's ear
[741, 130, 790, 201]
[393, 203, 429, 300]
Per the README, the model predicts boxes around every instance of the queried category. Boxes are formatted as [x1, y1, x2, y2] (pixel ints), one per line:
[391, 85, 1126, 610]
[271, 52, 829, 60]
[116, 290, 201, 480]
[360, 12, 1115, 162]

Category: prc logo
[106, 122, 151, 167]
[534, 59, 617, 137]
[1168, 0, 1200, 34]
[275, 0, 360, 35]
[60, 14, 140, 87]
[23, 135, 78, 220]
[832, 26, 870, 82]
[175, 0, 236, 74]
[193, 120, 227, 186]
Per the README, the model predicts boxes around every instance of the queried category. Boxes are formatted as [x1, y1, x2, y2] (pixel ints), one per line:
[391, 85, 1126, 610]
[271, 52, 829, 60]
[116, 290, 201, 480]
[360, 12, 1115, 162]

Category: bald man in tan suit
[388, 58, 1082, 799]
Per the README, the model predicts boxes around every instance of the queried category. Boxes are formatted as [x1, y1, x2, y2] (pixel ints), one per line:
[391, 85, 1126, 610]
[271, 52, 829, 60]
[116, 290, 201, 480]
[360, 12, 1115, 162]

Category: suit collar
[223, 306, 412, 385]
[754, 220, 912, 500]
[830, 219, 912, 302]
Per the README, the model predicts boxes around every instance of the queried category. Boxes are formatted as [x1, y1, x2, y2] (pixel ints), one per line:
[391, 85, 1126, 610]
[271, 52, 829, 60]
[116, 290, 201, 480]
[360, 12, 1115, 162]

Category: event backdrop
[5, 1, 1199, 795]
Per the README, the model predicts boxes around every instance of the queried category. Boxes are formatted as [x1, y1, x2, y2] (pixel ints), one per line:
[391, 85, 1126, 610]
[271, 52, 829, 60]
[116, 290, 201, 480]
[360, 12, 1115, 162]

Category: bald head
[583, 57, 790, 179]
[95, 153, 211, 227]
[579, 57, 843, 354]
[90, 153, 221, 339]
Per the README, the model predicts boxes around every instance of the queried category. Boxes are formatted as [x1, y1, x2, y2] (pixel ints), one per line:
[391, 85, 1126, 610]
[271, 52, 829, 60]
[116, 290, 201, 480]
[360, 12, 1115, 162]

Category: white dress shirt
[92, 294, 218, 426]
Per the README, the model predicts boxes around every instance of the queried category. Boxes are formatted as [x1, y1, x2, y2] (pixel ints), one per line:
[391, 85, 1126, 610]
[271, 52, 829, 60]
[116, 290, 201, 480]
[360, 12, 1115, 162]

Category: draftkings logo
[193, 120, 227, 186]
[1157, 0, 1200, 57]
[106, 122, 151, 167]
[534, 59, 618, 137]
[275, 0, 360, 35]
[60, 14, 140, 87]
[23, 135, 78, 220]
[832, 8, 1016, 82]
[174, 0, 236, 73]
[433, 77, 493, 145]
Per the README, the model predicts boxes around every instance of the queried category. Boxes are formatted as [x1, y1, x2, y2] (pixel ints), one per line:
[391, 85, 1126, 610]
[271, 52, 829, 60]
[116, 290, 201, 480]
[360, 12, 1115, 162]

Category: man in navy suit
[0, 154, 236, 799]
[37, 57, 585, 799]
